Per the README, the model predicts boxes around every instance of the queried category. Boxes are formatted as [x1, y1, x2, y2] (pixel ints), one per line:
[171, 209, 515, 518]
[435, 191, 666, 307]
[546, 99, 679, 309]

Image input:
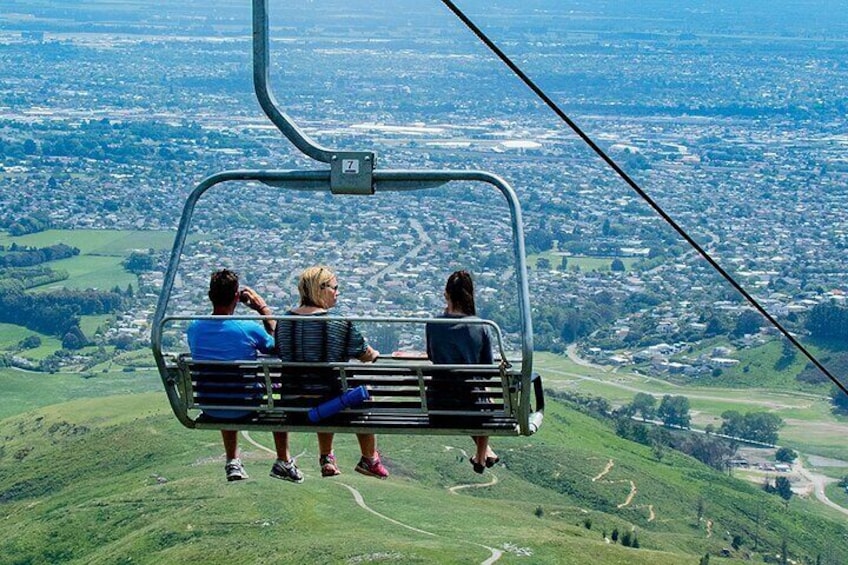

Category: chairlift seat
[165, 354, 543, 436]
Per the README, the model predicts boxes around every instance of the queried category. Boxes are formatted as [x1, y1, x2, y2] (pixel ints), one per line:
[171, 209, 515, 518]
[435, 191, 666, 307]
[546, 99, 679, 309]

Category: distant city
[1, 0, 847, 375]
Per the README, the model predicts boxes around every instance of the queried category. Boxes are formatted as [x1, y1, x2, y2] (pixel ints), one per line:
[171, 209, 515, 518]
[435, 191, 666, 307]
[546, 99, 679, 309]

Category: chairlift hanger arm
[252, 0, 333, 163]
[253, 0, 377, 196]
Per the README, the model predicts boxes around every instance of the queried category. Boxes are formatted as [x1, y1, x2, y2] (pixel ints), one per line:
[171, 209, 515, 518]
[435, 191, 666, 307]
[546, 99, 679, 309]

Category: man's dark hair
[208, 269, 239, 307]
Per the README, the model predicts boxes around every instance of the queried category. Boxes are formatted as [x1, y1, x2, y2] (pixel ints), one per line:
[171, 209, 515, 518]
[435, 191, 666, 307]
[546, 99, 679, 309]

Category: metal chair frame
[151, 0, 543, 435]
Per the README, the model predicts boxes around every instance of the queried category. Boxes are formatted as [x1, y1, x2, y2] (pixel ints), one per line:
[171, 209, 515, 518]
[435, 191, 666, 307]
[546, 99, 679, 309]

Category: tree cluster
[832, 384, 848, 414]
[555, 390, 740, 471]
[805, 302, 848, 344]
[763, 476, 793, 501]
[719, 410, 783, 446]
[0, 287, 126, 336]
[0, 243, 79, 267]
[0, 266, 69, 291]
[122, 250, 155, 274]
[1, 213, 52, 236]
[657, 395, 691, 428]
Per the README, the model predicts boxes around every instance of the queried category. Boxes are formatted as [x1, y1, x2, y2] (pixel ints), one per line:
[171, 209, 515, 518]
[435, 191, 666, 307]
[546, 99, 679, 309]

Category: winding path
[589, 458, 655, 520]
[616, 480, 637, 509]
[592, 459, 614, 482]
[795, 461, 848, 516]
[242, 433, 504, 564]
[564, 349, 848, 517]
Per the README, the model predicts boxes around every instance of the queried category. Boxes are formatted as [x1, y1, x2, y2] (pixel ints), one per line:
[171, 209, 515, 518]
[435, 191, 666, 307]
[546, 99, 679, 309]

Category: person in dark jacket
[426, 270, 500, 474]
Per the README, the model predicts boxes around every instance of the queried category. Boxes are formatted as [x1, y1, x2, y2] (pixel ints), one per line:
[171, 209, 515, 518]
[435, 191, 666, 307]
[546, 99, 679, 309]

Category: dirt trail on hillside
[590, 459, 655, 521]
[617, 481, 637, 508]
[592, 459, 614, 481]
[450, 474, 499, 493]
[443, 445, 501, 492]
[241, 431, 307, 469]
[243, 433, 505, 564]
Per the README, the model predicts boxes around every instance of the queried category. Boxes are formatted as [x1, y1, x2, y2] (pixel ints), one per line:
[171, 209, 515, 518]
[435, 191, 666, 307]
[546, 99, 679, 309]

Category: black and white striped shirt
[274, 311, 368, 362]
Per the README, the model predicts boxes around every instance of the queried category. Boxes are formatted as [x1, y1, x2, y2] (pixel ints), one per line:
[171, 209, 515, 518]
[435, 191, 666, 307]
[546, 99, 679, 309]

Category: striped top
[274, 311, 368, 362]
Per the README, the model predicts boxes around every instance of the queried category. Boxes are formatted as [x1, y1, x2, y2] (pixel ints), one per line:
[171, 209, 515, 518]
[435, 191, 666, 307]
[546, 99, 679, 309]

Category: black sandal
[485, 456, 500, 468]
[469, 457, 485, 474]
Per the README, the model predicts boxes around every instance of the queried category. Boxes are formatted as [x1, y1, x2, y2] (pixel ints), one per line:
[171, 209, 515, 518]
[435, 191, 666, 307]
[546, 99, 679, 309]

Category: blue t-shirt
[187, 318, 274, 361]
[187, 318, 274, 419]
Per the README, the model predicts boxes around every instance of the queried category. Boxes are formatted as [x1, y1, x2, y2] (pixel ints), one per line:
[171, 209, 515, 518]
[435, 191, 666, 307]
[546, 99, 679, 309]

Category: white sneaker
[270, 459, 304, 483]
[225, 458, 249, 481]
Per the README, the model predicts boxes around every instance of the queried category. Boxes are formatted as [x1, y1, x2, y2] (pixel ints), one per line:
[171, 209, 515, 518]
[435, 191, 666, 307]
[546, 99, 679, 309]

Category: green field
[1, 386, 845, 564]
[78, 314, 111, 337]
[0, 229, 182, 293]
[30, 254, 137, 291]
[0, 323, 63, 359]
[0, 229, 179, 255]
[0, 366, 161, 420]
[0, 323, 45, 349]
[534, 351, 848, 462]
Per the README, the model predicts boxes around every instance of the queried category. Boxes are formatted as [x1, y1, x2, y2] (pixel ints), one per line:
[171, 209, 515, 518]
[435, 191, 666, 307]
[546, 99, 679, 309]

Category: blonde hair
[298, 265, 335, 308]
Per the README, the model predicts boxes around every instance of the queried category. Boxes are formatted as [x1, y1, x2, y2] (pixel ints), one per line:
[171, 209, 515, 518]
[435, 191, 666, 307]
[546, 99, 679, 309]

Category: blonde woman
[275, 266, 387, 479]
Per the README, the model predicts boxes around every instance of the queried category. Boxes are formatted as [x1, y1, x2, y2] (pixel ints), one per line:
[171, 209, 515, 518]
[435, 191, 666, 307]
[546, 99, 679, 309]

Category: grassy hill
[2, 385, 846, 564]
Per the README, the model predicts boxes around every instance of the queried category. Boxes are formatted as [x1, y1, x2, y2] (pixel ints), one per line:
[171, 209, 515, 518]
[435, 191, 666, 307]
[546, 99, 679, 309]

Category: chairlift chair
[150, 0, 544, 437]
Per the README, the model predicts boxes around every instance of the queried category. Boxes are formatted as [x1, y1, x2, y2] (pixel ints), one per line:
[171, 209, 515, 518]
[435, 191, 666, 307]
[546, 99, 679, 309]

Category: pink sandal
[320, 453, 340, 477]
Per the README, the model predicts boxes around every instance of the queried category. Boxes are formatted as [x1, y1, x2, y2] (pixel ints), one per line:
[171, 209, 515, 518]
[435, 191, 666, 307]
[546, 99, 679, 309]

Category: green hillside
[2, 389, 845, 564]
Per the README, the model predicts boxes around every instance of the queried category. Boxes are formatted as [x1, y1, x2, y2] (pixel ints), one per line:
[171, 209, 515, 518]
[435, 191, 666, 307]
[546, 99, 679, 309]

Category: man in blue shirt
[187, 269, 303, 483]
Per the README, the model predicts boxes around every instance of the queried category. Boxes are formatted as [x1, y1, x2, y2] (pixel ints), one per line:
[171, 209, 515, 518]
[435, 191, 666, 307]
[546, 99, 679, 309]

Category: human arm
[480, 325, 494, 364]
[344, 321, 379, 363]
[240, 286, 276, 334]
[425, 323, 434, 360]
[357, 345, 380, 363]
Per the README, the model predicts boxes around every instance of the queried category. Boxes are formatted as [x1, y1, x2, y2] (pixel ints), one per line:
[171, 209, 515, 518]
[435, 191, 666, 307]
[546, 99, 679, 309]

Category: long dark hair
[445, 270, 475, 316]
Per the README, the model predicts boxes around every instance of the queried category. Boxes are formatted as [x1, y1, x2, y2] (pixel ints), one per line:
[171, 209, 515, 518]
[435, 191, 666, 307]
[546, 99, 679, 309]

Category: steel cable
[439, 0, 847, 396]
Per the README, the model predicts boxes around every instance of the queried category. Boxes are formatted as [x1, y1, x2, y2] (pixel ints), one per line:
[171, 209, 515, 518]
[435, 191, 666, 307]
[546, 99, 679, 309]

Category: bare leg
[317, 432, 334, 457]
[356, 433, 377, 459]
[272, 432, 291, 461]
[317, 432, 340, 476]
[472, 435, 488, 464]
[222, 430, 239, 460]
